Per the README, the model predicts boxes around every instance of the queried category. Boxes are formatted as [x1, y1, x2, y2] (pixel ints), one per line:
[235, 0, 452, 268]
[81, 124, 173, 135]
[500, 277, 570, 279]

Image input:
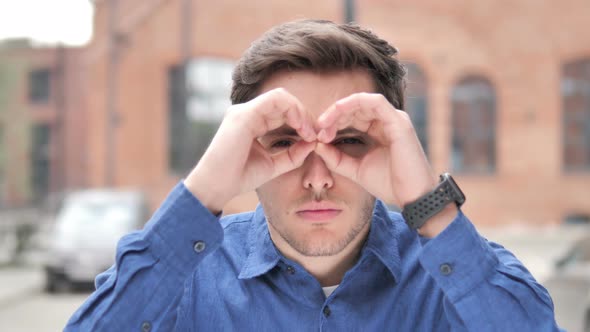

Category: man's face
[256, 70, 377, 257]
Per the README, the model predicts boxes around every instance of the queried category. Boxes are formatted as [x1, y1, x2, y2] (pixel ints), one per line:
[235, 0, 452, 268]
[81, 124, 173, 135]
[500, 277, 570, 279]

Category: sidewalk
[0, 266, 43, 308]
[480, 224, 586, 282]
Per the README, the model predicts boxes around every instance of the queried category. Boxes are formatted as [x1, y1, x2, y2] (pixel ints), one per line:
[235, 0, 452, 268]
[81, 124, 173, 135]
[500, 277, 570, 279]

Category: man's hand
[184, 88, 316, 214]
[314, 93, 457, 236]
[314, 92, 436, 207]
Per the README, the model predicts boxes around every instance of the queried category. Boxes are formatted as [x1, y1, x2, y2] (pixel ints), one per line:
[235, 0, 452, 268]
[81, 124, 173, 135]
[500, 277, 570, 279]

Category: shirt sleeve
[63, 182, 224, 332]
[418, 211, 563, 331]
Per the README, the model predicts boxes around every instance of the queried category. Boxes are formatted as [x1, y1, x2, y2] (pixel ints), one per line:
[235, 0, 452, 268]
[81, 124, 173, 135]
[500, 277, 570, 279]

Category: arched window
[404, 63, 429, 156]
[562, 58, 590, 171]
[451, 76, 496, 173]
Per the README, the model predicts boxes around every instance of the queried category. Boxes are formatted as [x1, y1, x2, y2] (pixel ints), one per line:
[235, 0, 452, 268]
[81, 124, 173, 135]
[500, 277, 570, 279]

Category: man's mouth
[295, 202, 342, 222]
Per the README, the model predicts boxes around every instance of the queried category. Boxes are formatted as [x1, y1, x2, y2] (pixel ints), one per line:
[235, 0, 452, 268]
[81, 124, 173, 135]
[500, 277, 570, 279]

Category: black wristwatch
[402, 173, 466, 230]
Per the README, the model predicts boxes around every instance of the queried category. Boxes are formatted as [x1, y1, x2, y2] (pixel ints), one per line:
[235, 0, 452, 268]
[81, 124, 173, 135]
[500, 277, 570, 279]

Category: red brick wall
[358, 0, 590, 225]
[6, 0, 589, 225]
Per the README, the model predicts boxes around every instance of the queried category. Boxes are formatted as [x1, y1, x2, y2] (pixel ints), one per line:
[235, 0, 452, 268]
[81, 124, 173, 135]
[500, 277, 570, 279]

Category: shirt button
[141, 321, 152, 332]
[286, 265, 295, 275]
[440, 263, 453, 276]
[323, 305, 331, 318]
[193, 241, 206, 253]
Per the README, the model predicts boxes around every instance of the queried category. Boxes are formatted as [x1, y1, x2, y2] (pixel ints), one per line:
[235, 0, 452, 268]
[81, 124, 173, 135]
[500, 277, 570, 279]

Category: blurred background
[0, 0, 589, 331]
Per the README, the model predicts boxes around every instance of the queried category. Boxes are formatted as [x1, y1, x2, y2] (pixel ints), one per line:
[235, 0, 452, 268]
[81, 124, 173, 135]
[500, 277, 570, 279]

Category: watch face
[445, 174, 466, 206]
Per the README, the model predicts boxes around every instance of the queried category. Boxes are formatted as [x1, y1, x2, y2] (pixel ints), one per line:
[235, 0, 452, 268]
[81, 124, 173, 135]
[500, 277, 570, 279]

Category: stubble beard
[264, 196, 375, 257]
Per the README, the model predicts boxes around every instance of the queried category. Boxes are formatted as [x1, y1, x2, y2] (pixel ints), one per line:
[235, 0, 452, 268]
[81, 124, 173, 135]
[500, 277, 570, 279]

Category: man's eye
[333, 137, 365, 145]
[271, 140, 294, 149]
[332, 136, 370, 158]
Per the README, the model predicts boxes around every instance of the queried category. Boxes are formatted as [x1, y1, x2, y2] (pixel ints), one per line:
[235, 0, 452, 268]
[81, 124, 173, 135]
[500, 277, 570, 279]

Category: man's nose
[302, 152, 334, 192]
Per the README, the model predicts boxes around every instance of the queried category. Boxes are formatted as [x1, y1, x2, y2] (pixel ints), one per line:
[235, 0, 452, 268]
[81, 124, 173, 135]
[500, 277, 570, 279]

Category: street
[0, 266, 89, 331]
[0, 224, 586, 331]
[0, 291, 89, 332]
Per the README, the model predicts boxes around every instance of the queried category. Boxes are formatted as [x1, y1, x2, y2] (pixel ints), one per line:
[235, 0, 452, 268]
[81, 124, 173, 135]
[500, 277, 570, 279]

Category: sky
[0, 0, 94, 46]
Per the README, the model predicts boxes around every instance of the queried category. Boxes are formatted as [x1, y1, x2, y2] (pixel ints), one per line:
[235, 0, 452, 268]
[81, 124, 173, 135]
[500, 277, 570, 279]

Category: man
[65, 20, 561, 331]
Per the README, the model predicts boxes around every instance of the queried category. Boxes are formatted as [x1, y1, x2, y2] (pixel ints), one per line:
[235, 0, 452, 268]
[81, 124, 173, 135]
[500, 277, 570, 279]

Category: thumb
[314, 143, 360, 182]
[270, 141, 316, 177]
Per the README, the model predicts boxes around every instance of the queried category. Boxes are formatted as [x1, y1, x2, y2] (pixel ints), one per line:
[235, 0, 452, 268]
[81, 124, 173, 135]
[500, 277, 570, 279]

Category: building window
[563, 213, 590, 225]
[562, 58, 590, 171]
[404, 63, 429, 156]
[0, 125, 4, 206]
[28, 68, 51, 103]
[451, 76, 496, 173]
[31, 124, 51, 201]
[168, 58, 233, 174]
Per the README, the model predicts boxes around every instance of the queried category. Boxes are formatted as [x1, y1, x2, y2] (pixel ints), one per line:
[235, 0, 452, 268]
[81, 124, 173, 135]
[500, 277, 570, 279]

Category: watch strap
[402, 174, 465, 230]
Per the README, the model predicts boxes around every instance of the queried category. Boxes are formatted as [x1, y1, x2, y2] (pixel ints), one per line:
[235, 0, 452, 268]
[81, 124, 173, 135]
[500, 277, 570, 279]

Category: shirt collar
[238, 200, 402, 282]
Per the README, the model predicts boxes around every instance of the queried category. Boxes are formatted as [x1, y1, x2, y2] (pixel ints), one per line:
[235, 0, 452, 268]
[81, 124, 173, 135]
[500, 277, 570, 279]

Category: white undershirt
[322, 284, 339, 298]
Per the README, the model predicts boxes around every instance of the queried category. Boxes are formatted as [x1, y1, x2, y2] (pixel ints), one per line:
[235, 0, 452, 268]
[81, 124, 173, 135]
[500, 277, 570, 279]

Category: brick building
[1, 0, 589, 226]
[0, 40, 87, 206]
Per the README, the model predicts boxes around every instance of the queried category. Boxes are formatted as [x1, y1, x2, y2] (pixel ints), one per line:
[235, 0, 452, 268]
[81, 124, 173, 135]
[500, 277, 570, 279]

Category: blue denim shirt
[64, 182, 561, 331]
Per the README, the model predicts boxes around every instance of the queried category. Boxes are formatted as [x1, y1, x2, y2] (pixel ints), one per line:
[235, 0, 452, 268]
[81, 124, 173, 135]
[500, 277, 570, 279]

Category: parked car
[43, 189, 149, 292]
[544, 234, 590, 332]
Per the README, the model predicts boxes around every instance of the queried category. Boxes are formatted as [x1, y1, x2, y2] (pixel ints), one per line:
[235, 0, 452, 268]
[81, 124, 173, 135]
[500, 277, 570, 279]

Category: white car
[544, 235, 590, 332]
[43, 189, 149, 292]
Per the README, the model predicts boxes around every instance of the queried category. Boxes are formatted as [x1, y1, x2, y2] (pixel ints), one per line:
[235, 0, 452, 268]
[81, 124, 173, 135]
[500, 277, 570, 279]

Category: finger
[319, 103, 351, 143]
[317, 102, 345, 129]
[317, 109, 372, 143]
[255, 88, 316, 141]
[317, 127, 336, 143]
[314, 142, 361, 182]
[316, 143, 399, 204]
[337, 91, 392, 110]
[318, 93, 398, 143]
[270, 140, 317, 177]
[253, 88, 302, 129]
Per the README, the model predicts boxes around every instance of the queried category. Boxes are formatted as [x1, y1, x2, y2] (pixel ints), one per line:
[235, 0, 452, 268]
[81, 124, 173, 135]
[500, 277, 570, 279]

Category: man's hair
[230, 19, 406, 110]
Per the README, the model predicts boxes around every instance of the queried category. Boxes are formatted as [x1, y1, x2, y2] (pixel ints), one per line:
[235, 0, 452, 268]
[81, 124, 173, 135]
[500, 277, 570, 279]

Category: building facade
[1, 0, 589, 226]
[0, 41, 88, 207]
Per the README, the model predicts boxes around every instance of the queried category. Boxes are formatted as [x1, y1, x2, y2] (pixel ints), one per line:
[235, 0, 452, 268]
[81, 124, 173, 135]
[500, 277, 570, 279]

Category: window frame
[403, 62, 429, 158]
[450, 75, 497, 174]
[167, 58, 234, 175]
[561, 58, 590, 172]
[28, 68, 52, 103]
